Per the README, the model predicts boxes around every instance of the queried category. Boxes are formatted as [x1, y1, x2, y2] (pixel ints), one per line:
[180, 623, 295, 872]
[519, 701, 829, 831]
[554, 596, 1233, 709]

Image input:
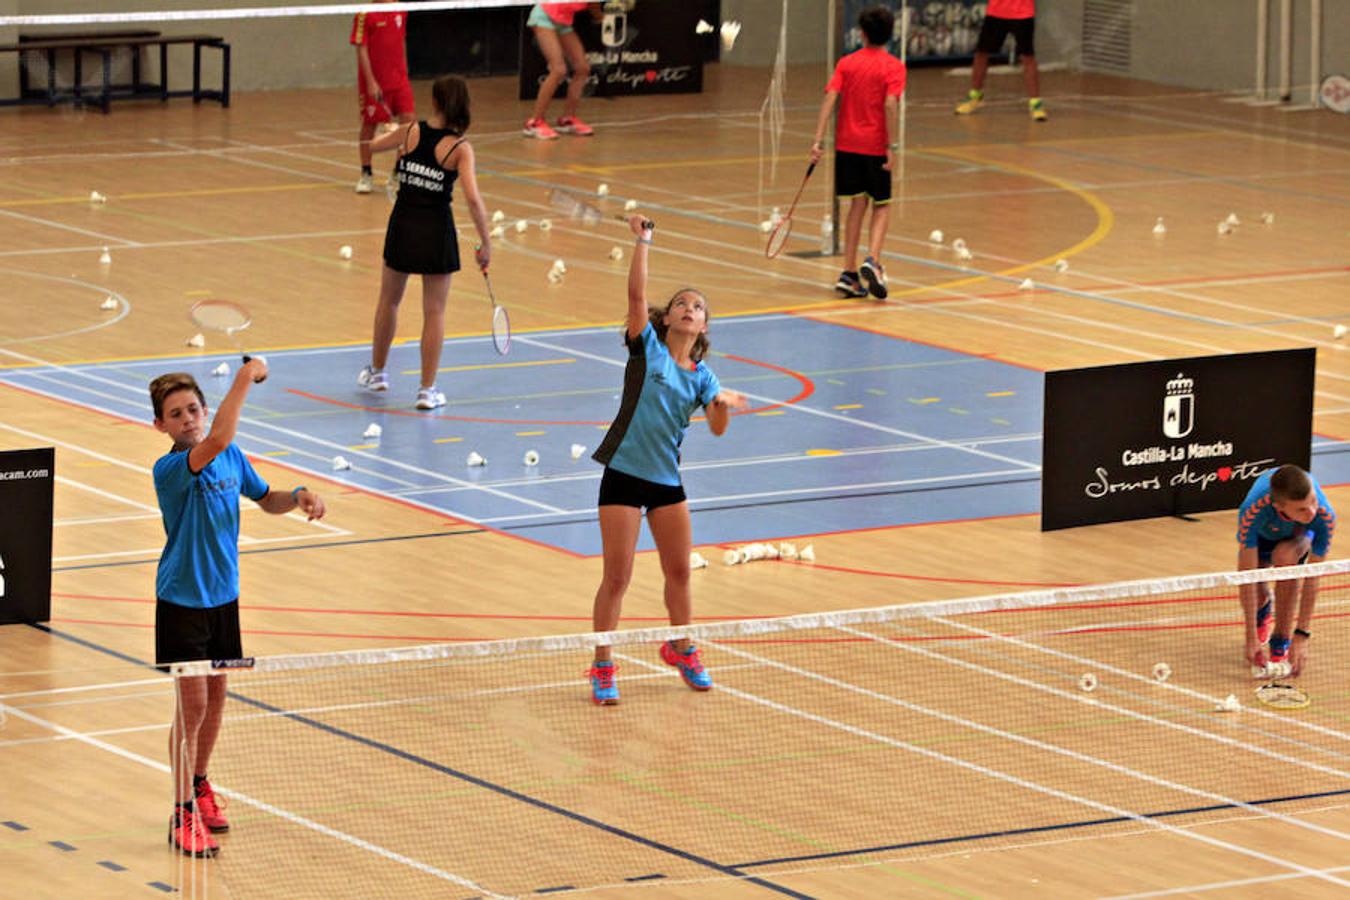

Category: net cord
[0, 1, 534, 27]
[171, 558, 1350, 677]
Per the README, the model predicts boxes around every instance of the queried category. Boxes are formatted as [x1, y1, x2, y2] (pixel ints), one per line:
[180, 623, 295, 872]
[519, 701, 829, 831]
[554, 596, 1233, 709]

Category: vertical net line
[758, 0, 789, 224]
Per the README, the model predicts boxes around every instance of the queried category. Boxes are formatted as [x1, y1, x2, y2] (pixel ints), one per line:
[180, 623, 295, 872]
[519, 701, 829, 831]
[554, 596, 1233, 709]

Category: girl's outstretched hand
[712, 389, 748, 410]
[627, 214, 653, 237]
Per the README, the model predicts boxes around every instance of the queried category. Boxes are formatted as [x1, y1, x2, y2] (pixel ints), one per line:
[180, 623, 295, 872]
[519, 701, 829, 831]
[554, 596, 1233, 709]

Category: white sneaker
[415, 387, 445, 410]
[355, 173, 374, 194]
[357, 365, 388, 392]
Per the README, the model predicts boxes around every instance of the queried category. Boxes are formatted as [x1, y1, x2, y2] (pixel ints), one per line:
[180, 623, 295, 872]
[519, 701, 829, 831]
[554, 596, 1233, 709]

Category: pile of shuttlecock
[186, 333, 205, 348]
[1252, 660, 1292, 678]
[690, 551, 710, 569]
[608, 246, 624, 261]
[1054, 258, 1070, 273]
[99, 296, 117, 310]
[491, 210, 505, 224]
[570, 443, 587, 460]
[1151, 662, 1172, 682]
[362, 423, 382, 439]
[514, 219, 528, 234]
[490, 225, 505, 239]
[211, 362, 230, 377]
[466, 451, 486, 467]
[332, 455, 351, 471]
[89, 190, 107, 204]
[720, 20, 741, 51]
[722, 542, 814, 566]
[951, 237, 973, 261]
[339, 245, 353, 259]
[929, 229, 944, 244]
[548, 258, 566, 283]
[1078, 673, 1098, 692]
[1334, 324, 1347, 339]
[1152, 217, 1167, 236]
[597, 183, 609, 197]
[623, 199, 638, 212]
[1215, 693, 1242, 713]
[99, 246, 112, 265]
[523, 449, 540, 466]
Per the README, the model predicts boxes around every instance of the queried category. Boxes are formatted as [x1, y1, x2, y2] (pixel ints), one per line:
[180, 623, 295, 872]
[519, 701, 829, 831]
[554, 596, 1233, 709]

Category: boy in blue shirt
[1236, 464, 1335, 676]
[150, 362, 325, 857]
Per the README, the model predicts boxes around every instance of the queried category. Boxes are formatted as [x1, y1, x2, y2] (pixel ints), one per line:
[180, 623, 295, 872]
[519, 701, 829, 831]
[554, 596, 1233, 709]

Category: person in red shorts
[954, 0, 1046, 121]
[352, 0, 416, 193]
[809, 5, 906, 301]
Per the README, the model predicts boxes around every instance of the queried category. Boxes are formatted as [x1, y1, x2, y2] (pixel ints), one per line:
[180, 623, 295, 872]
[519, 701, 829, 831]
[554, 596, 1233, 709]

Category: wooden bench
[0, 33, 230, 113]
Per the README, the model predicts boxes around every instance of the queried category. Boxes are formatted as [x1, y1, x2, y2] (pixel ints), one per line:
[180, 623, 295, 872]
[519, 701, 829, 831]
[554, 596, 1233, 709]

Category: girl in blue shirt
[586, 215, 747, 705]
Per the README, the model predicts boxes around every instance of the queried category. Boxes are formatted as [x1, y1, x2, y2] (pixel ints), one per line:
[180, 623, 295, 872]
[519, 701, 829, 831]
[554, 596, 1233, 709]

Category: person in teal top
[150, 364, 326, 858]
[586, 215, 747, 706]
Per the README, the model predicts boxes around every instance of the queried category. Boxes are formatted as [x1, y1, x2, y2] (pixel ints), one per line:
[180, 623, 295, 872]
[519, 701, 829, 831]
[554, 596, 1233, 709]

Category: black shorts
[977, 15, 1036, 56]
[1256, 535, 1311, 566]
[835, 150, 892, 204]
[156, 599, 242, 671]
[598, 467, 686, 511]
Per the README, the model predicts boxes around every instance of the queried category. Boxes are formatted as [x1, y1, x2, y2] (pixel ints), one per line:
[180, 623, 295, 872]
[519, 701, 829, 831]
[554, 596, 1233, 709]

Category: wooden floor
[1, 60, 1348, 897]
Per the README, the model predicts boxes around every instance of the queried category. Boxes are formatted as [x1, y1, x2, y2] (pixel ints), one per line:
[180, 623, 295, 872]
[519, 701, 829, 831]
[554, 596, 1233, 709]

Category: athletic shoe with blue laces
[660, 641, 712, 691]
[588, 660, 619, 705]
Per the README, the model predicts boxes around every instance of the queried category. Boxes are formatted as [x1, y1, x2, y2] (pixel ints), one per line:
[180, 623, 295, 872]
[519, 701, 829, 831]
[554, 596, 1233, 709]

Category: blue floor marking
[97, 860, 128, 872]
[3, 821, 29, 831]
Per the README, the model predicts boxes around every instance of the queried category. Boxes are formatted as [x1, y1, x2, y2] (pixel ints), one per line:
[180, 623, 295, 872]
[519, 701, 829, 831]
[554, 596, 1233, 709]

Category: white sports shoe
[355, 173, 374, 194]
[357, 365, 388, 392]
[415, 387, 446, 410]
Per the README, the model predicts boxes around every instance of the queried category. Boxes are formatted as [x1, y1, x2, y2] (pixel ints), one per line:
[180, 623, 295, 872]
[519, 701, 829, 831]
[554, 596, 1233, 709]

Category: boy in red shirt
[352, 0, 416, 193]
[955, 0, 1046, 121]
[809, 5, 906, 300]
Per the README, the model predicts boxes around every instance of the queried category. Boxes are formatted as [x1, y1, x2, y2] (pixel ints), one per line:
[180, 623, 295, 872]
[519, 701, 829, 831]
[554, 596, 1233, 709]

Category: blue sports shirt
[154, 444, 269, 608]
[1236, 467, 1336, 557]
[592, 323, 721, 486]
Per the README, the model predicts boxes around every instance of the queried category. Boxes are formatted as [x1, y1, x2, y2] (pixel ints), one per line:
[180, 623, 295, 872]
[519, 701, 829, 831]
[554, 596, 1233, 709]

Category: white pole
[1255, 0, 1268, 99]
[1309, 0, 1322, 107]
[1278, 0, 1292, 101]
[827, 0, 838, 255]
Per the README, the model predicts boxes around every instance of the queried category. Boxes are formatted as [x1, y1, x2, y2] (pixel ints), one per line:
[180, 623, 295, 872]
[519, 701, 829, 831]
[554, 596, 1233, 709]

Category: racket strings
[1255, 683, 1310, 709]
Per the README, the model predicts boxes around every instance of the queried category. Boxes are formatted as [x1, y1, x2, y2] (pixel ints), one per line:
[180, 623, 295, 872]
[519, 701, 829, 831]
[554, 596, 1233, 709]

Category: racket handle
[806, 161, 816, 178]
[614, 215, 656, 231]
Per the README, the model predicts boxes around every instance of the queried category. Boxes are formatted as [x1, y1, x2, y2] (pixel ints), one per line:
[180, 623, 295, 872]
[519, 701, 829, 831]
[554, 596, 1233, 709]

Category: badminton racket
[1254, 682, 1310, 709]
[190, 299, 266, 382]
[547, 187, 604, 225]
[478, 260, 511, 355]
[764, 161, 815, 259]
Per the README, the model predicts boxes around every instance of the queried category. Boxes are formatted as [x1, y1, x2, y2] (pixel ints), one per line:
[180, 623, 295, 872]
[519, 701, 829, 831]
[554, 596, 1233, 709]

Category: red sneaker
[659, 641, 713, 691]
[523, 118, 559, 140]
[195, 778, 230, 833]
[168, 806, 219, 858]
[555, 115, 594, 136]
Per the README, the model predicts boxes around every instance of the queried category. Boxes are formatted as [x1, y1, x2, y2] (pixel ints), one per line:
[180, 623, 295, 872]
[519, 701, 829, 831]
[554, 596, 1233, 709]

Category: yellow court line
[404, 357, 577, 376]
[515, 430, 546, 437]
[834, 403, 863, 410]
[910, 397, 941, 405]
[755, 410, 786, 417]
[0, 181, 335, 209]
[987, 391, 1016, 397]
[805, 448, 842, 457]
[261, 450, 291, 457]
[501, 155, 766, 179]
[433, 437, 463, 444]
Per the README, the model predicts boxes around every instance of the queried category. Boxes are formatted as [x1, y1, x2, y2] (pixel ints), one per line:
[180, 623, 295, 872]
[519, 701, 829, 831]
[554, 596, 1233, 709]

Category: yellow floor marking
[948, 408, 970, 415]
[0, 181, 335, 209]
[405, 358, 576, 376]
[834, 403, 862, 410]
[806, 449, 842, 457]
[865, 388, 887, 396]
[504, 155, 767, 178]
[986, 390, 1015, 398]
[826, 378, 846, 385]
[909, 397, 941, 405]
[261, 450, 291, 457]
[515, 430, 546, 437]
[991, 417, 1012, 426]
[755, 410, 786, 417]
[433, 437, 463, 444]
[348, 443, 377, 450]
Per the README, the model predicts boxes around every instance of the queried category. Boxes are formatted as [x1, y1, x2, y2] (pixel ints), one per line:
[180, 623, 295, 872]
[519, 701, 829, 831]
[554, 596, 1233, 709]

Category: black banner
[518, 1, 704, 101]
[0, 447, 54, 624]
[1042, 350, 1314, 531]
[843, 0, 993, 64]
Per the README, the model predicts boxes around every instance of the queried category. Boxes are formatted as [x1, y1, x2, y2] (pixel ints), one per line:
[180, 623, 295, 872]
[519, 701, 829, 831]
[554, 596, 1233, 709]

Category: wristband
[1294, 627, 1311, 639]
[291, 485, 307, 499]
[637, 236, 652, 245]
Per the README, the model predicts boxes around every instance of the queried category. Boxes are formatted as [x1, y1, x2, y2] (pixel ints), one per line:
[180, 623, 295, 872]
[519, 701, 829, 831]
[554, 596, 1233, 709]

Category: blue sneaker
[659, 641, 712, 691]
[1255, 597, 1274, 645]
[859, 256, 888, 299]
[588, 661, 619, 705]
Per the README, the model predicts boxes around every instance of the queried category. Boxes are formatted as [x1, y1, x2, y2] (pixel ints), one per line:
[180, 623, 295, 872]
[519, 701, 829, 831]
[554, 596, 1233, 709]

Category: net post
[826, 0, 839, 256]
[1255, 0, 1269, 100]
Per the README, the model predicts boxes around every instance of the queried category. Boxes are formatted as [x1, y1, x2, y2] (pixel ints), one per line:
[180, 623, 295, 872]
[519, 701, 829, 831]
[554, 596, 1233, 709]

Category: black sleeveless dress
[383, 123, 464, 275]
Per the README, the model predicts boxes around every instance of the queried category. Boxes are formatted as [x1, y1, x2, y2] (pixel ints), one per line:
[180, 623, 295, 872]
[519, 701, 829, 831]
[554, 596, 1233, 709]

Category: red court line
[765, 559, 1076, 588]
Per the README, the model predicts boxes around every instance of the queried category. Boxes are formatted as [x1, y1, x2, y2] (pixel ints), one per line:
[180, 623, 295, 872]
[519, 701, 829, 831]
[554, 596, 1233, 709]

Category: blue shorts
[528, 5, 574, 35]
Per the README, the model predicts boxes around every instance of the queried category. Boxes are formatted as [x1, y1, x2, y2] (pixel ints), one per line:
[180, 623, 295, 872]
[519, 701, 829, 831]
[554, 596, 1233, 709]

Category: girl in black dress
[358, 75, 491, 409]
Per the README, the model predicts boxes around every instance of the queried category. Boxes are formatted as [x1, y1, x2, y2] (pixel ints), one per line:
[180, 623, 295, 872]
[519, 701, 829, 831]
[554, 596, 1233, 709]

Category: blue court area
[6, 313, 1052, 555]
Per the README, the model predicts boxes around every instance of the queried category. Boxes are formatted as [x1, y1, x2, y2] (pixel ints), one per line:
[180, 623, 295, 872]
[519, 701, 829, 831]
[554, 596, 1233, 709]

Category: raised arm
[625, 214, 651, 340]
[370, 120, 414, 155]
[187, 358, 267, 472]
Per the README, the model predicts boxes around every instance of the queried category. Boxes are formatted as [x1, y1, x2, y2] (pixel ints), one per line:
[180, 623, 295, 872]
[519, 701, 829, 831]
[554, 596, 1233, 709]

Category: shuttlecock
[514, 219, 528, 234]
[1217, 221, 1232, 235]
[951, 238, 967, 252]
[490, 225, 505, 239]
[1018, 278, 1035, 291]
[597, 183, 609, 197]
[186, 333, 205, 348]
[99, 247, 112, 264]
[1333, 324, 1347, 339]
[1152, 217, 1166, 236]
[956, 247, 974, 261]
[547, 269, 564, 284]
[720, 20, 742, 51]
[763, 544, 780, 560]
[491, 209, 505, 224]
[362, 423, 382, 438]
[332, 455, 352, 471]
[1225, 212, 1240, 226]
[211, 362, 230, 377]
[608, 246, 623, 261]
[759, 220, 773, 233]
[623, 199, 638, 212]
[523, 449, 540, 466]
[742, 544, 764, 561]
[690, 551, 709, 569]
[1151, 662, 1172, 683]
[550, 258, 567, 274]
[722, 549, 741, 566]
[1078, 673, 1098, 692]
[538, 218, 552, 231]
[570, 443, 586, 460]
[770, 206, 782, 227]
[99, 296, 117, 310]
[799, 544, 815, 562]
[779, 543, 798, 560]
[466, 451, 486, 467]
[89, 190, 106, 204]
[929, 229, 944, 244]
[1054, 258, 1070, 273]
[1259, 211, 1275, 224]
[696, 19, 715, 34]
[1216, 693, 1241, 713]
[339, 245, 353, 259]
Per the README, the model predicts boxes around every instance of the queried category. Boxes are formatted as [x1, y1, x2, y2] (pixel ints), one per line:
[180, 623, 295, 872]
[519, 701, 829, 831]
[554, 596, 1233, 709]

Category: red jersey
[987, 0, 1035, 19]
[351, 8, 407, 86]
[826, 47, 907, 156]
[542, 2, 589, 25]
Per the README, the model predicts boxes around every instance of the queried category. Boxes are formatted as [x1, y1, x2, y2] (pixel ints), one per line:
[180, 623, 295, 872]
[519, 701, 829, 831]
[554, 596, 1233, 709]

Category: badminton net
[175, 560, 1350, 897]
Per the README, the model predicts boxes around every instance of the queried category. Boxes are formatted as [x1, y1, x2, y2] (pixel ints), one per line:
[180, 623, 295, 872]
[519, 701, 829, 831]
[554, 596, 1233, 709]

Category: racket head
[190, 299, 252, 335]
[1254, 682, 1310, 709]
[765, 218, 793, 258]
[548, 188, 603, 225]
[491, 304, 511, 355]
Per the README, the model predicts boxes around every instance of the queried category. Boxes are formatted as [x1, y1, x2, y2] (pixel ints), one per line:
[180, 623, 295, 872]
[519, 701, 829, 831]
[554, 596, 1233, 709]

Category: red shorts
[359, 76, 414, 125]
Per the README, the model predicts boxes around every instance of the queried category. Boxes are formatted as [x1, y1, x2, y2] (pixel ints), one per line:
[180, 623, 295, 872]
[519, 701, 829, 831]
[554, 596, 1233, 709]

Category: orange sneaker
[555, 115, 594, 136]
[168, 806, 219, 858]
[195, 777, 230, 833]
[523, 118, 559, 140]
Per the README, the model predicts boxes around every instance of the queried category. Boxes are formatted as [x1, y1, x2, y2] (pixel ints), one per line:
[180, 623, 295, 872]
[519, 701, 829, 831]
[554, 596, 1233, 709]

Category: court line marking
[1103, 865, 1350, 899]
[633, 651, 1350, 887]
[0, 699, 506, 898]
[0, 206, 139, 245]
